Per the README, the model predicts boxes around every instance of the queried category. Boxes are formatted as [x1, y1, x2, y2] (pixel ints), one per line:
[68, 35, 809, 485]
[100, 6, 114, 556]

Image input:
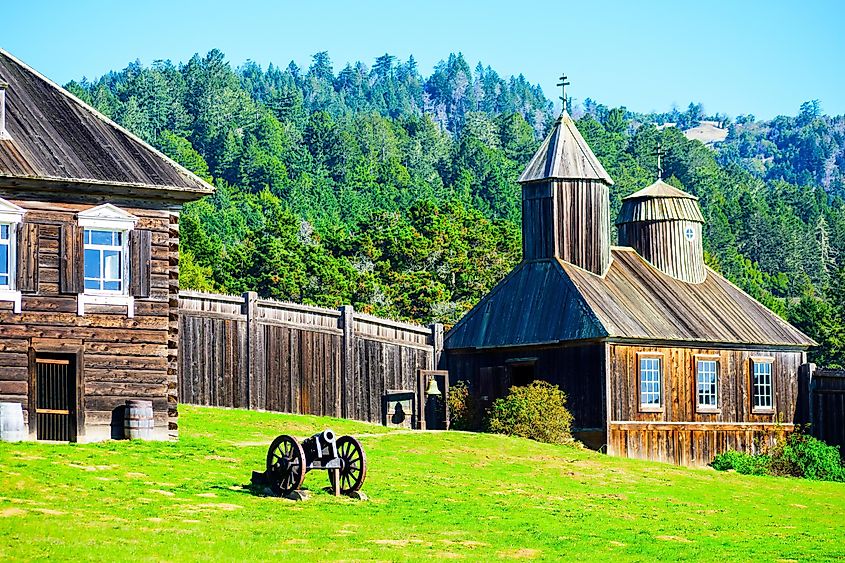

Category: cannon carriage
[265, 429, 366, 496]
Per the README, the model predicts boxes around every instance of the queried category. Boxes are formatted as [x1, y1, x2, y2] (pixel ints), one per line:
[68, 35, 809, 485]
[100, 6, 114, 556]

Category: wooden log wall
[607, 344, 804, 465]
[0, 197, 176, 441]
[178, 291, 441, 424]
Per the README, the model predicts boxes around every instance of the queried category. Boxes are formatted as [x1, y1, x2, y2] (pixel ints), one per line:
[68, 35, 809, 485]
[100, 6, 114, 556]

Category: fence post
[340, 305, 355, 419]
[242, 292, 260, 410]
[430, 323, 444, 370]
[797, 362, 815, 428]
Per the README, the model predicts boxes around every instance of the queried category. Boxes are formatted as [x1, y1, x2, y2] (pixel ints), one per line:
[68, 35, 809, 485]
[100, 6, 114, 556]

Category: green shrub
[487, 381, 574, 445]
[446, 380, 483, 431]
[770, 433, 844, 481]
[711, 450, 771, 476]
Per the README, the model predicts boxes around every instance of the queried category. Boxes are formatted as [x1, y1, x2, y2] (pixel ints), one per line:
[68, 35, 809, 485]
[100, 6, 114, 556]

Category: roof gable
[518, 111, 613, 185]
[0, 49, 213, 198]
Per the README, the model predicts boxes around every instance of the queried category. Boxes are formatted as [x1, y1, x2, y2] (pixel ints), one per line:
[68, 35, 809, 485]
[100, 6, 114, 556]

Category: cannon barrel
[302, 428, 338, 464]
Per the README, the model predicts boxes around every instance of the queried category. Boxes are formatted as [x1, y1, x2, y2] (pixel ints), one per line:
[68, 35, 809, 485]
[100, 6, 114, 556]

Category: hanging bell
[425, 377, 442, 396]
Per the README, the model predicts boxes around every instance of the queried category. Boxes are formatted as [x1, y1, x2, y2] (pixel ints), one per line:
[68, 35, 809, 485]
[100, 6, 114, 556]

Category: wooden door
[35, 355, 77, 442]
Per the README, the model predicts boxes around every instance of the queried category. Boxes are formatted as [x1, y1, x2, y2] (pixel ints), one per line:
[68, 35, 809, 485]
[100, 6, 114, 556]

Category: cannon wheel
[266, 434, 306, 495]
[329, 435, 367, 493]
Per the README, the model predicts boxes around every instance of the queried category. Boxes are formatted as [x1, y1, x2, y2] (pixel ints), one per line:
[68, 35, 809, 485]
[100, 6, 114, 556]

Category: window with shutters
[0, 197, 25, 312]
[77, 204, 138, 316]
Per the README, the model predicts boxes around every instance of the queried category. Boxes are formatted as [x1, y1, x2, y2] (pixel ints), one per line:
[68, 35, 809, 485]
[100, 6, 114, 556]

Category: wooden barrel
[124, 400, 154, 440]
[0, 402, 26, 442]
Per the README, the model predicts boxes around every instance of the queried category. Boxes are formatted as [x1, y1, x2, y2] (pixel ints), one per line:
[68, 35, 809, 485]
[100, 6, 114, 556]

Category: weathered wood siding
[521, 179, 609, 275]
[178, 292, 439, 424]
[607, 343, 803, 465]
[617, 220, 705, 283]
[0, 197, 177, 442]
[445, 343, 606, 446]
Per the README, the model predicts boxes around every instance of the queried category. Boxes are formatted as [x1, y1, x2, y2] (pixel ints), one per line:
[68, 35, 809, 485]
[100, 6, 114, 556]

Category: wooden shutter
[129, 229, 152, 298]
[59, 224, 84, 294]
[16, 222, 38, 293]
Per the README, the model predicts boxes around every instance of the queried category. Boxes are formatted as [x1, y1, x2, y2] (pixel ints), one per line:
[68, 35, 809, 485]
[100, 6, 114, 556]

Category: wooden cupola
[616, 179, 706, 283]
[517, 110, 614, 274]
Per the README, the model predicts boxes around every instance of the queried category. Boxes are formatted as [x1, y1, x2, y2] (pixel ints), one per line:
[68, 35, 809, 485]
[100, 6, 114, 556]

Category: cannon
[265, 429, 366, 496]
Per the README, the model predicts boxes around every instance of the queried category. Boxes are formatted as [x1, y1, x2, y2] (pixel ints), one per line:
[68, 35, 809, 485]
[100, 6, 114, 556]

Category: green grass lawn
[1, 406, 843, 561]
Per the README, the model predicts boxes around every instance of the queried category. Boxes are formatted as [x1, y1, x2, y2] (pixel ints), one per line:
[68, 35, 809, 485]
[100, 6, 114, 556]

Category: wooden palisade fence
[803, 366, 845, 457]
[178, 291, 444, 425]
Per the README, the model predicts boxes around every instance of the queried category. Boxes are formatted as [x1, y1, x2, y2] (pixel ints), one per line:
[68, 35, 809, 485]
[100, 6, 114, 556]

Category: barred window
[752, 360, 773, 411]
[639, 356, 662, 408]
[696, 359, 718, 410]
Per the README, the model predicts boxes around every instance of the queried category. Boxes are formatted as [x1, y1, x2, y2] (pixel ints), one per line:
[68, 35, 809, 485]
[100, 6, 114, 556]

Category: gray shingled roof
[445, 249, 815, 350]
[0, 49, 213, 197]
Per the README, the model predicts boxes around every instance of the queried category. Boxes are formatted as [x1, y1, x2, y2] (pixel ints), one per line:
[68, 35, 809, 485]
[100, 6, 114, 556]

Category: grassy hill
[1, 406, 843, 561]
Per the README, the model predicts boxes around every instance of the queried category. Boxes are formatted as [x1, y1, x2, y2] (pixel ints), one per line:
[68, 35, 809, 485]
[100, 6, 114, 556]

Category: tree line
[66, 50, 845, 367]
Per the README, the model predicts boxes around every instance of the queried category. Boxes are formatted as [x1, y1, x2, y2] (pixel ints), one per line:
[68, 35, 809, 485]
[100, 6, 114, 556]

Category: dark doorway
[510, 363, 536, 387]
[35, 353, 77, 442]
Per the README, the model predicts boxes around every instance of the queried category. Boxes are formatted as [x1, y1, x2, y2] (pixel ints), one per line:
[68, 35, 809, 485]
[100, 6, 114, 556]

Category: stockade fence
[178, 291, 444, 425]
[805, 367, 845, 457]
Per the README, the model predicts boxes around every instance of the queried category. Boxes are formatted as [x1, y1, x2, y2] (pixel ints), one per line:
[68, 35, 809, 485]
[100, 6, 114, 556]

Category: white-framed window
[0, 222, 13, 289]
[752, 359, 774, 412]
[77, 204, 137, 317]
[0, 197, 25, 313]
[696, 359, 719, 411]
[83, 229, 126, 293]
[639, 355, 662, 410]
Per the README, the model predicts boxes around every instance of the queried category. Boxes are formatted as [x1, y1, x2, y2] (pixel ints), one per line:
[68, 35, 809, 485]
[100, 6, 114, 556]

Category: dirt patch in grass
[0, 508, 26, 517]
[497, 548, 542, 559]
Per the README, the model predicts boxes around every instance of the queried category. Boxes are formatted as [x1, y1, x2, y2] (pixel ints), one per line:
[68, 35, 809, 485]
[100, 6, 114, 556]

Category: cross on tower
[557, 74, 570, 112]
[652, 143, 666, 180]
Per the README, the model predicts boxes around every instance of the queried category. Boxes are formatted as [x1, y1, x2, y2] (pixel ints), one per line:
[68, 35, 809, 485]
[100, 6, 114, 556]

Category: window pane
[114, 231, 122, 245]
[91, 230, 114, 245]
[84, 249, 101, 279]
[0, 243, 7, 275]
[640, 357, 661, 406]
[0, 274, 7, 286]
[104, 250, 121, 279]
[104, 280, 121, 291]
[84, 279, 101, 290]
[0, 224, 8, 239]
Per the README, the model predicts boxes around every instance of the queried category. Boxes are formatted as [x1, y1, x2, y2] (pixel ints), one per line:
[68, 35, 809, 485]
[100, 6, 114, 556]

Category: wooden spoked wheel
[266, 434, 306, 495]
[329, 435, 367, 493]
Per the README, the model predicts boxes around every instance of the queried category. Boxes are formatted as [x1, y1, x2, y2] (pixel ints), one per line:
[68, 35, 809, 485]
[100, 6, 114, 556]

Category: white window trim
[695, 356, 721, 413]
[751, 357, 775, 414]
[0, 197, 25, 313]
[638, 353, 663, 412]
[77, 204, 138, 317]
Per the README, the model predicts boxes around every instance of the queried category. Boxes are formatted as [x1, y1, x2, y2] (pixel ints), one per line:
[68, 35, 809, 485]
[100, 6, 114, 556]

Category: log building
[444, 110, 815, 465]
[0, 49, 213, 441]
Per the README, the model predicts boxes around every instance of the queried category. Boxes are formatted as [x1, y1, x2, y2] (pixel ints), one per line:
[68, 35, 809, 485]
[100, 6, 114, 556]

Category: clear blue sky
[4, 0, 844, 119]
